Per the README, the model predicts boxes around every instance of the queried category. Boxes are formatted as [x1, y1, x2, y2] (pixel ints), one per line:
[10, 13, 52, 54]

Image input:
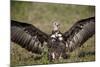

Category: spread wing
[11, 20, 49, 54]
[63, 17, 95, 52]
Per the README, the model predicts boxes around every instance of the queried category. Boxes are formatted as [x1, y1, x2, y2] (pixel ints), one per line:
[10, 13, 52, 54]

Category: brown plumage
[11, 16, 95, 61]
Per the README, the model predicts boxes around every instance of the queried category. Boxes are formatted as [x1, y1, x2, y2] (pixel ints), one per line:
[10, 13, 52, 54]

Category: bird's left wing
[11, 20, 49, 54]
[63, 17, 95, 52]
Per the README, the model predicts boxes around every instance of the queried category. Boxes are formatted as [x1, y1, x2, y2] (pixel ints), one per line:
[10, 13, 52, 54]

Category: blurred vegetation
[11, 1, 95, 66]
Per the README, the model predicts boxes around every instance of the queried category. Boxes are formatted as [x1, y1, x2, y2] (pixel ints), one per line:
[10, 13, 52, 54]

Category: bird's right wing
[11, 20, 49, 54]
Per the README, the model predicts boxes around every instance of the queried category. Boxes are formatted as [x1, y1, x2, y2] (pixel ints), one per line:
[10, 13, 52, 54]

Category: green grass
[11, 1, 95, 66]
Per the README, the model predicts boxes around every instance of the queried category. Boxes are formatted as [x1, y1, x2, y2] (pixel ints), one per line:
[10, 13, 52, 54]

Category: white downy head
[53, 21, 60, 31]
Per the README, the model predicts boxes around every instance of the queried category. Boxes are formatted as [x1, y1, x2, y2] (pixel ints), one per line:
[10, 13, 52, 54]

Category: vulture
[11, 16, 95, 61]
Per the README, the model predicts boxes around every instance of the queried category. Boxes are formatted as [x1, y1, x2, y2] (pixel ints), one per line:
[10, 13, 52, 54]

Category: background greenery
[11, 1, 95, 66]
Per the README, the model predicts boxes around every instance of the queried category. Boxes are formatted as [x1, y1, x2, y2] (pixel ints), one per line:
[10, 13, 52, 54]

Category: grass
[11, 1, 95, 66]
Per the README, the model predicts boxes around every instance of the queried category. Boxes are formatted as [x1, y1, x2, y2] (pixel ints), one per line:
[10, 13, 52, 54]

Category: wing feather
[11, 20, 48, 54]
[63, 17, 95, 52]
